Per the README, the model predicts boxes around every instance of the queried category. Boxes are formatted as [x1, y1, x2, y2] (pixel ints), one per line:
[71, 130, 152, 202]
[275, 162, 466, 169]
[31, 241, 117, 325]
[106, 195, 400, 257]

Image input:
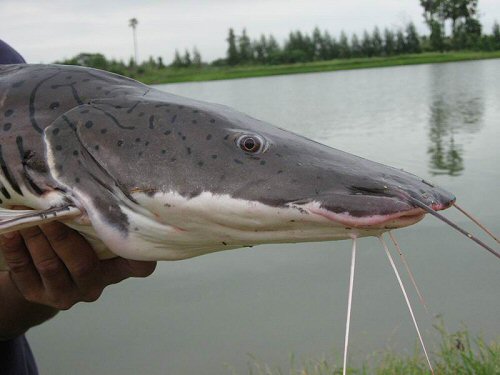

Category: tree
[312, 27, 324, 60]
[325, 32, 339, 59]
[429, 20, 445, 51]
[395, 29, 407, 54]
[405, 22, 421, 53]
[183, 49, 192, 67]
[226, 28, 239, 65]
[253, 35, 267, 63]
[157, 56, 165, 69]
[350, 34, 361, 57]
[284, 31, 312, 62]
[265, 35, 281, 64]
[361, 30, 374, 57]
[192, 47, 202, 67]
[420, 0, 444, 26]
[493, 21, 500, 50]
[238, 28, 252, 63]
[171, 49, 183, 68]
[383, 28, 395, 55]
[147, 56, 157, 69]
[372, 27, 383, 56]
[339, 31, 350, 58]
[441, 0, 479, 35]
[128, 18, 139, 65]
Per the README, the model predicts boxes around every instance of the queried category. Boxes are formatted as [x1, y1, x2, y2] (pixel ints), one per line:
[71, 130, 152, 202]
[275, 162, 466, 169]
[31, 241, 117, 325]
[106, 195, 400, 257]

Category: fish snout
[303, 178, 456, 230]
[393, 181, 456, 213]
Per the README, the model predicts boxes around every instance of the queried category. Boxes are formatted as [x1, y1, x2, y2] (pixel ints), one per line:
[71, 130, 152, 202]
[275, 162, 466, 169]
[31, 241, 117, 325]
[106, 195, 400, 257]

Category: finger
[19, 226, 74, 295]
[38, 221, 103, 299]
[100, 259, 157, 286]
[0, 231, 42, 293]
[126, 260, 157, 278]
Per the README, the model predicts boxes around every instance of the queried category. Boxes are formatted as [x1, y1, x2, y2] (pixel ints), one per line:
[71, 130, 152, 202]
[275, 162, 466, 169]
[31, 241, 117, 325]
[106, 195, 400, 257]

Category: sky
[1, 0, 499, 64]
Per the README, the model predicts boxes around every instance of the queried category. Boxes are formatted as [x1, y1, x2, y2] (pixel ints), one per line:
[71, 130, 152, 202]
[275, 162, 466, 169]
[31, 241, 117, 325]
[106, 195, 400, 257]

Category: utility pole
[129, 18, 138, 65]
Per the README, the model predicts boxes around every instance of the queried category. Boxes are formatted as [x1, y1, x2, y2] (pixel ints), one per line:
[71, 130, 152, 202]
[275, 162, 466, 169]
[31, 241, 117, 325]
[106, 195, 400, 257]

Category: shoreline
[134, 51, 500, 85]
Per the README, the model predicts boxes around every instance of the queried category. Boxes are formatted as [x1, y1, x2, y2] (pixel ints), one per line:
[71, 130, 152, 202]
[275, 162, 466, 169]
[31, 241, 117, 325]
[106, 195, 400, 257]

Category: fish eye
[237, 134, 265, 153]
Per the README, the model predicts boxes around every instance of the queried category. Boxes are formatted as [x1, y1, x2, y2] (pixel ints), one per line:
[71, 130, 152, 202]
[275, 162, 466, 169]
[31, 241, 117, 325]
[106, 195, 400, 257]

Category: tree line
[219, 0, 498, 65]
[57, 0, 500, 72]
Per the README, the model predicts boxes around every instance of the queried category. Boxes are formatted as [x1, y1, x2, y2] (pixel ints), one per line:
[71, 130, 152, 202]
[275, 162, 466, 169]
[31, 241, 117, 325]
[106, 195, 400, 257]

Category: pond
[30, 59, 500, 374]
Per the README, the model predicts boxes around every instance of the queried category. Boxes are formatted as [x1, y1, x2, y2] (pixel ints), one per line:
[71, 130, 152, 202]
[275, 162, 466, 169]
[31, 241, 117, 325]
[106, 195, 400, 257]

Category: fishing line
[379, 235, 434, 375]
[342, 237, 357, 375]
[406, 196, 500, 259]
[388, 231, 429, 314]
[453, 203, 500, 244]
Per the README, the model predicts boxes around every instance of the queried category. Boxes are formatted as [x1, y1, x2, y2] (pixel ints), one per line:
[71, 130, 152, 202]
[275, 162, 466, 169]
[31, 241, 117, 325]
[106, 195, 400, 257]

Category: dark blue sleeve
[0, 39, 26, 64]
[0, 335, 39, 375]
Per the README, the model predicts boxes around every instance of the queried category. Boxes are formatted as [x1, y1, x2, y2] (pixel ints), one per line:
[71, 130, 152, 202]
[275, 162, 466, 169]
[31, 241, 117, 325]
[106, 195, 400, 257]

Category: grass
[238, 324, 500, 375]
[134, 51, 500, 85]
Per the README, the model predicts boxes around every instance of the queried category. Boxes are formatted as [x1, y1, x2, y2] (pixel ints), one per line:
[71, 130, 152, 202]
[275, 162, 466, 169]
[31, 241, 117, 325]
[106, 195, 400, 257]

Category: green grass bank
[242, 325, 499, 375]
[135, 51, 500, 85]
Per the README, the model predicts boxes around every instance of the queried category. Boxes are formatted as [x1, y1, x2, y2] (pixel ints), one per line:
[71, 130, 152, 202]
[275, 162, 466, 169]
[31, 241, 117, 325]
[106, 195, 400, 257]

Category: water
[29, 60, 500, 374]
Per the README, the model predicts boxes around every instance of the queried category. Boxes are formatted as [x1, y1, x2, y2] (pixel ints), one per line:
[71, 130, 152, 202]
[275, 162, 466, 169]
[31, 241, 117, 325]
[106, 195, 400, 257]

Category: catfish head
[42, 89, 455, 260]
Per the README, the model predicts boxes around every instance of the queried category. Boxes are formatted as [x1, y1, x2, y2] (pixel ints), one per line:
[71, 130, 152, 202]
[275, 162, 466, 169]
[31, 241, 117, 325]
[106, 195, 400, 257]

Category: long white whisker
[342, 237, 357, 375]
[453, 203, 500, 244]
[388, 231, 429, 314]
[379, 235, 434, 375]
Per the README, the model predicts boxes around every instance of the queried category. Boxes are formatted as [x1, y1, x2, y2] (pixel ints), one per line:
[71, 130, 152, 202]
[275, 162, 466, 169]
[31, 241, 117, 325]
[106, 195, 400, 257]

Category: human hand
[0, 220, 156, 311]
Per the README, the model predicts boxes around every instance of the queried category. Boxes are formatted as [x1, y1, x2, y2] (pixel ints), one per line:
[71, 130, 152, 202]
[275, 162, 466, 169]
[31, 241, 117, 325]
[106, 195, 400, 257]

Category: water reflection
[427, 64, 484, 176]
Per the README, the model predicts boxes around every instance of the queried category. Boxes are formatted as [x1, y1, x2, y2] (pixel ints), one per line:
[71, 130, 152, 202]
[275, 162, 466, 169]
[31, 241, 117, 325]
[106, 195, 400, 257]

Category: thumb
[100, 258, 156, 285]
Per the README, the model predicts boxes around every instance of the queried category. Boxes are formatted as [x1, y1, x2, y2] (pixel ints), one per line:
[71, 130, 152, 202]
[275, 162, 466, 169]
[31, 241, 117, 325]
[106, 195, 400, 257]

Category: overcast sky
[1, 0, 499, 64]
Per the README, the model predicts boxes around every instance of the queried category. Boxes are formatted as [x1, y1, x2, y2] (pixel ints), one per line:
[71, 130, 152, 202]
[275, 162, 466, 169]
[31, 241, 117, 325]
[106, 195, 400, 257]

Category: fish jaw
[307, 203, 426, 230]
[124, 186, 457, 261]
[123, 191, 438, 261]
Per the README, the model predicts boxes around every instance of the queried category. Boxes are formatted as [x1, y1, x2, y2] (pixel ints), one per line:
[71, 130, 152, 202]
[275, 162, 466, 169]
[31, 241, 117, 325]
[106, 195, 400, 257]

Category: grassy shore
[135, 51, 500, 85]
[241, 325, 500, 375]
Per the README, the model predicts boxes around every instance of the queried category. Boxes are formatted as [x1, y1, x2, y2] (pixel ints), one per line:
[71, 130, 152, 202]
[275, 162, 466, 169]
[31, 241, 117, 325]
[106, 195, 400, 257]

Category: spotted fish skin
[0, 64, 455, 262]
[0, 64, 149, 205]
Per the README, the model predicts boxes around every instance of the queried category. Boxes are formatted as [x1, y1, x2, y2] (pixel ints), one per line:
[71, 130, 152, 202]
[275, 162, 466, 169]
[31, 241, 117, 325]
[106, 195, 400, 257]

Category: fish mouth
[306, 195, 455, 230]
[308, 206, 426, 229]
